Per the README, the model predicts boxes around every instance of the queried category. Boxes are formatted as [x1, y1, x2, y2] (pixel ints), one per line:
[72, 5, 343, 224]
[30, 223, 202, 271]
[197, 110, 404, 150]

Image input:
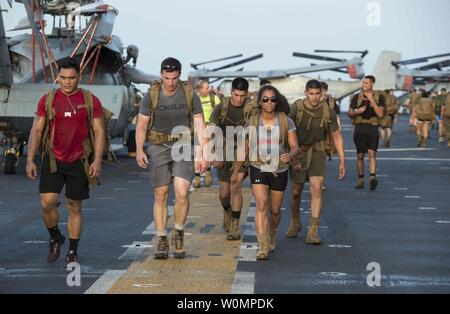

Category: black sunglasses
[261, 96, 277, 104]
[161, 64, 180, 72]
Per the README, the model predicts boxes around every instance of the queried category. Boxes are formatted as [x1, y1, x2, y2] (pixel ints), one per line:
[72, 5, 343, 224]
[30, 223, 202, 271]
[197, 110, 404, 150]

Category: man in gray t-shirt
[135, 57, 209, 260]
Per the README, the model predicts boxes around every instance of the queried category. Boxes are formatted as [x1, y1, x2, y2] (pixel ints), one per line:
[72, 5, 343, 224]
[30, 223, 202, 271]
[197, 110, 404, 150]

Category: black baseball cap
[160, 57, 182, 72]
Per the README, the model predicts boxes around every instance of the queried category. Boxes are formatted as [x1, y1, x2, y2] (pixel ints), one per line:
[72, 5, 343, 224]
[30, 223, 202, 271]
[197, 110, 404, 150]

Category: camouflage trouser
[444, 117, 450, 140]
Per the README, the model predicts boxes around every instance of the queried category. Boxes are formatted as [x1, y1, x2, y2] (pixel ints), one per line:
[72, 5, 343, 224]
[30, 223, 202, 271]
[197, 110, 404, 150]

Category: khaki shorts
[150, 160, 194, 188]
[217, 161, 249, 183]
[289, 151, 327, 184]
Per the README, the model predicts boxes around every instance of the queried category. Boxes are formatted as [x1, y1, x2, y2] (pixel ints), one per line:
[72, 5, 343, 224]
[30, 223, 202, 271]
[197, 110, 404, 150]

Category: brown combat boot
[370, 176, 378, 191]
[305, 217, 322, 245]
[354, 178, 364, 189]
[223, 209, 232, 233]
[256, 234, 269, 260]
[420, 137, 428, 148]
[417, 135, 423, 147]
[286, 211, 302, 238]
[204, 170, 212, 187]
[386, 137, 391, 148]
[268, 229, 277, 252]
[170, 229, 186, 259]
[193, 175, 201, 188]
[227, 217, 241, 241]
[154, 236, 169, 259]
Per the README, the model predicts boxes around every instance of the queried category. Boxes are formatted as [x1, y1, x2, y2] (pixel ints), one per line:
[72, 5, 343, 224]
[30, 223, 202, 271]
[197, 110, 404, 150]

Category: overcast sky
[3, 0, 450, 83]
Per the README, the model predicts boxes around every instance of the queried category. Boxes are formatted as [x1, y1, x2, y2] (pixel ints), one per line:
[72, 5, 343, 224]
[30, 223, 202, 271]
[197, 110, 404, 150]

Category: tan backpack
[291, 99, 337, 160]
[385, 94, 399, 115]
[146, 80, 194, 144]
[415, 97, 435, 121]
[351, 91, 386, 127]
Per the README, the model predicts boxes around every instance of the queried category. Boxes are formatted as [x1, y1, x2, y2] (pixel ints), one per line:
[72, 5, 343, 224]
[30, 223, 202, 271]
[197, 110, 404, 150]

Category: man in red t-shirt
[26, 58, 105, 265]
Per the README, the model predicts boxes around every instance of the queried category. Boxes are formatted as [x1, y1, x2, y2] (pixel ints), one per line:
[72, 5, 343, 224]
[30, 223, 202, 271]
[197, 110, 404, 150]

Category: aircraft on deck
[189, 50, 400, 103]
[0, 0, 159, 173]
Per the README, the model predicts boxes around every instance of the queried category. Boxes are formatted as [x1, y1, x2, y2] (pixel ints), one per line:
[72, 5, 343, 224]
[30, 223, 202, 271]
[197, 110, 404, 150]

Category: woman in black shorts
[232, 85, 298, 260]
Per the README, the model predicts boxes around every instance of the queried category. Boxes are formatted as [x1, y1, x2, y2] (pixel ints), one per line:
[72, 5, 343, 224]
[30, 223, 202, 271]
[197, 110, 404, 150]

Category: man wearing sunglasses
[288, 79, 346, 244]
[135, 57, 209, 259]
[208, 78, 250, 241]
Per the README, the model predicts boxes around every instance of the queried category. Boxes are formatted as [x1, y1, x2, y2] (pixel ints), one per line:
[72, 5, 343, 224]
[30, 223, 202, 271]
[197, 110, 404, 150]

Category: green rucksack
[291, 99, 337, 160]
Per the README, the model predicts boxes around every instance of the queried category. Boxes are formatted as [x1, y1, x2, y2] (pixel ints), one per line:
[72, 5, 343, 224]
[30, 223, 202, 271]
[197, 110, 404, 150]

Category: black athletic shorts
[353, 125, 379, 154]
[39, 157, 89, 200]
[250, 166, 288, 192]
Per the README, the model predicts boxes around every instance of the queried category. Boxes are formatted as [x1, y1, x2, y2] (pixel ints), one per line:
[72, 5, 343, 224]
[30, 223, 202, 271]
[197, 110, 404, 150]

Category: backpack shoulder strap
[44, 89, 57, 120]
[42, 89, 58, 172]
[321, 101, 331, 128]
[147, 80, 162, 129]
[374, 90, 381, 103]
[42, 89, 57, 145]
[180, 80, 194, 112]
[278, 112, 289, 149]
[356, 92, 364, 108]
[244, 97, 258, 120]
[328, 96, 336, 110]
[80, 89, 94, 124]
[219, 97, 230, 124]
[293, 98, 305, 126]
[149, 80, 162, 112]
[210, 92, 216, 108]
[247, 106, 259, 125]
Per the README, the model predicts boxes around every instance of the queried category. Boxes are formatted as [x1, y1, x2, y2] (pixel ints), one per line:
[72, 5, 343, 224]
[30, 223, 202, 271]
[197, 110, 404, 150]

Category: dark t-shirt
[140, 85, 203, 134]
[350, 92, 385, 132]
[209, 98, 246, 131]
[289, 101, 339, 145]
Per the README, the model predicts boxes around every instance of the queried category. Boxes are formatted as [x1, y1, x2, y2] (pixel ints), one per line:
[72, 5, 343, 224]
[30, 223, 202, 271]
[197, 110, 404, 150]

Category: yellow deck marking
[107, 187, 253, 294]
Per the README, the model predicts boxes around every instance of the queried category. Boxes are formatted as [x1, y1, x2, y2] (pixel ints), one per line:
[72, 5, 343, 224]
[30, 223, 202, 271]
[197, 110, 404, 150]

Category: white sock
[175, 224, 184, 231]
[157, 230, 167, 237]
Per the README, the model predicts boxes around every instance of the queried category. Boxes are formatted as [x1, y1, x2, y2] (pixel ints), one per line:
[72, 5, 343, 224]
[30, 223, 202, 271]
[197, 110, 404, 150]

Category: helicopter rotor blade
[310, 63, 347, 74]
[315, 49, 369, 58]
[292, 52, 344, 62]
[393, 53, 450, 67]
[190, 54, 243, 69]
[211, 53, 263, 71]
[414, 59, 450, 71]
